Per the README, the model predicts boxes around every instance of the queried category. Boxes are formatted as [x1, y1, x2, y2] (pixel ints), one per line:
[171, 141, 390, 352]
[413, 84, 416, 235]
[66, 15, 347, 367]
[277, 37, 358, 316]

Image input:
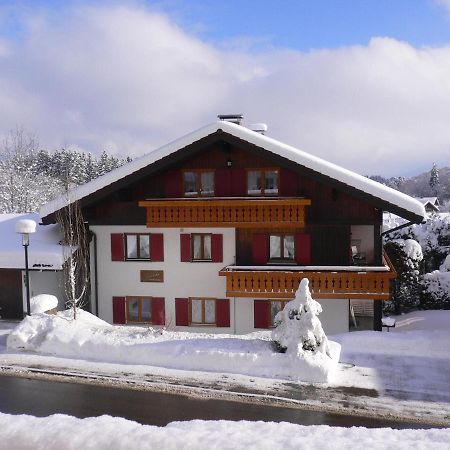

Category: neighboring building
[39, 117, 425, 334]
[415, 197, 440, 213]
[0, 213, 67, 319]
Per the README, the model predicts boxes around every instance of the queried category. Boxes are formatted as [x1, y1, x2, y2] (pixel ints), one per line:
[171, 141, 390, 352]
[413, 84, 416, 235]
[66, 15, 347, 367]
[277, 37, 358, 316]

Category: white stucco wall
[351, 225, 374, 263]
[92, 226, 235, 333]
[92, 226, 351, 335]
[22, 270, 65, 311]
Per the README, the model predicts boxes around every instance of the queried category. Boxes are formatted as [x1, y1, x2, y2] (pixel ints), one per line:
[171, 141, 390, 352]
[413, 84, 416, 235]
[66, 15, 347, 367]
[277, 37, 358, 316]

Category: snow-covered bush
[384, 239, 423, 313]
[420, 254, 450, 309]
[272, 278, 330, 358]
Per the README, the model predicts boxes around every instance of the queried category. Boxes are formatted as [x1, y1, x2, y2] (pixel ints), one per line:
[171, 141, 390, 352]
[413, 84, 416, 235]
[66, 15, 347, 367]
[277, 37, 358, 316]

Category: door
[0, 269, 23, 320]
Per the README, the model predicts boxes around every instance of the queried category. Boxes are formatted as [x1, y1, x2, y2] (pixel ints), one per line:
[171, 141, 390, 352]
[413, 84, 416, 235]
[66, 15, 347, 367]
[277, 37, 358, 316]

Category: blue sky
[1, 0, 450, 176]
[4, 0, 450, 50]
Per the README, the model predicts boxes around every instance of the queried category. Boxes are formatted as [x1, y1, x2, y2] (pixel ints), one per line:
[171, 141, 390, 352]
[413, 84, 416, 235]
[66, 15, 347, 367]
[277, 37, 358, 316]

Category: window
[192, 234, 212, 261]
[126, 296, 152, 323]
[247, 169, 279, 196]
[183, 170, 214, 197]
[269, 234, 295, 261]
[269, 300, 289, 327]
[125, 234, 150, 260]
[190, 298, 216, 325]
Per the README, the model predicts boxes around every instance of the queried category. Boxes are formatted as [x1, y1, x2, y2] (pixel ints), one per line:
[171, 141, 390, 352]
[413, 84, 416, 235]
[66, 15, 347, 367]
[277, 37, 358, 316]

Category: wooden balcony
[139, 198, 311, 228]
[219, 255, 397, 300]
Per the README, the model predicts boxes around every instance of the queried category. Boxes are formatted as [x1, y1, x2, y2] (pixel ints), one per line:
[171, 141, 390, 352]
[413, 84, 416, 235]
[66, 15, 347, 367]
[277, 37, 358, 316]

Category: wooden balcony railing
[139, 198, 311, 228]
[219, 255, 397, 300]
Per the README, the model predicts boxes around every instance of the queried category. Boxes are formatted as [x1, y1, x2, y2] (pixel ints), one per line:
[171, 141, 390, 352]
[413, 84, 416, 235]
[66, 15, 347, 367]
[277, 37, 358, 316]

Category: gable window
[126, 296, 152, 323]
[190, 298, 216, 325]
[192, 234, 212, 261]
[125, 234, 150, 260]
[183, 170, 214, 197]
[269, 234, 295, 262]
[247, 169, 279, 196]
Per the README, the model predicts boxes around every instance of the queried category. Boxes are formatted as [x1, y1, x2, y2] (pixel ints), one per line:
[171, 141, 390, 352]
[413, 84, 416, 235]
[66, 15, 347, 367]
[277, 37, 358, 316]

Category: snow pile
[30, 294, 58, 314]
[402, 239, 423, 261]
[272, 279, 340, 382]
[7, 309, 336, 383]
[1, 414, 448, 450]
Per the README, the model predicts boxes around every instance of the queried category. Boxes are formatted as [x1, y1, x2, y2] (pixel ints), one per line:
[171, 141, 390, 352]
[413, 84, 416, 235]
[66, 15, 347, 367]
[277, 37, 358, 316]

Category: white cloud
[0, 4, 450, 176]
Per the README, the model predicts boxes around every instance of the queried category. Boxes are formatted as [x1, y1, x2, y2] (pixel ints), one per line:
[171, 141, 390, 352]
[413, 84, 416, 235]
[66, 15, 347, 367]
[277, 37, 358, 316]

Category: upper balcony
[219, 254, 397, 300]
[139, 198, 311, 228]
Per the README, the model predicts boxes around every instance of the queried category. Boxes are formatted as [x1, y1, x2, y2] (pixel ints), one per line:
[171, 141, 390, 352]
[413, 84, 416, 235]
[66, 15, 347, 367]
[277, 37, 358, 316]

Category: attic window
[183, 170, 214, 197]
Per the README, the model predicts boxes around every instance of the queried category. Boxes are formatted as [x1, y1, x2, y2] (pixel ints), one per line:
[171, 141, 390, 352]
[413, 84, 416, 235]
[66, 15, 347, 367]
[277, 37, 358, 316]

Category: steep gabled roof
[40, 121, 426, 223]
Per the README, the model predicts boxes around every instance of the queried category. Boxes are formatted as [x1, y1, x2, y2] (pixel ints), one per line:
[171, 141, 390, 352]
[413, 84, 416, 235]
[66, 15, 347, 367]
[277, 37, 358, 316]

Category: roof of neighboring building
[0, 213, 69, 270]
[40, 120, 426, 223]
[415, 197, 440, 211]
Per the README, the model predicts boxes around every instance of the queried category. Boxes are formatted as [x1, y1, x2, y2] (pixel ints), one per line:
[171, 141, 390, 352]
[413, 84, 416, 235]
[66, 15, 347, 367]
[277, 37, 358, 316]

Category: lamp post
[15, 219, 37, 317]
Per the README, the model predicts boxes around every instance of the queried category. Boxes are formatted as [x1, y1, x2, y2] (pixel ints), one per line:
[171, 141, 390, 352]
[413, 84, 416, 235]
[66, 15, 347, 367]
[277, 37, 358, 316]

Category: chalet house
[39, 116, 425, 334]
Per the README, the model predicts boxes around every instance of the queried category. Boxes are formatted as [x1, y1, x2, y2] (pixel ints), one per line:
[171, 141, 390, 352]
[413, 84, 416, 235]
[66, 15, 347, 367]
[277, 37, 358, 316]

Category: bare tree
[55, 195, 90, 320]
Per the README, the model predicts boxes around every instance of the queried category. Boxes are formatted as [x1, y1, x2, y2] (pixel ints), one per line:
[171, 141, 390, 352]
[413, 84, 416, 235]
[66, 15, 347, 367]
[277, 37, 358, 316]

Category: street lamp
[15, 219, 37, 317]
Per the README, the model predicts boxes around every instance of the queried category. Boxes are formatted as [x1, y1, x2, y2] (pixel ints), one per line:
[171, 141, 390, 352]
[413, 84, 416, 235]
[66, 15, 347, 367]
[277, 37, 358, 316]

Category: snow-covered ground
[1, 413, 449, 450]
[1, 309, 450, 424]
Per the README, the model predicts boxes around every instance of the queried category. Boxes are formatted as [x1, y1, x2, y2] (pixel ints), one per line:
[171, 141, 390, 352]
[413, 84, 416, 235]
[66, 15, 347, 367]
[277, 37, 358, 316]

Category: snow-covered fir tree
[429, 163, 440, 195]
[272, 278, 330, 357]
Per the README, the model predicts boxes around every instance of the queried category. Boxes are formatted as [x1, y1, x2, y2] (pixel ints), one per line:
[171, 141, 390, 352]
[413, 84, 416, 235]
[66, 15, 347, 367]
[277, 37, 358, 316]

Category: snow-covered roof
[0, 213, 69, 270]
[415, 197, 440, 211]
[40, 121, 426, 222]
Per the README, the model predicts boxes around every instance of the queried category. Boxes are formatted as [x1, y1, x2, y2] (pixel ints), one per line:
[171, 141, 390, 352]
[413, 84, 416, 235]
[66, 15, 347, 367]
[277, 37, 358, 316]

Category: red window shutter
[215, 169, 231, 197]
[211, 234, 223, 262]
[280, 168, 298, 196]
[150, 233, 164, 261]
[151, 297, 165, 325]
[254, 300, 269, 329]
[175, 298, 189, 326]
[252, 233, 268, 264]
[165, 170, 182, 198]
[295, 233, 311, 265]
[180, 234, 191, 262]
[231, 168, 247, 196]
[111, 234, 124, 261]
[216, 299, 230, 327]
[112, 297, 126, 324]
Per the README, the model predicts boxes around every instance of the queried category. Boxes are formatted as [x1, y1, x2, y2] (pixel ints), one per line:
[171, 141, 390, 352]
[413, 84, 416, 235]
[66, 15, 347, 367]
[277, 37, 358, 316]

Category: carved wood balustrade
[219, 254, 396, 300]
[139, 198, 311, 228]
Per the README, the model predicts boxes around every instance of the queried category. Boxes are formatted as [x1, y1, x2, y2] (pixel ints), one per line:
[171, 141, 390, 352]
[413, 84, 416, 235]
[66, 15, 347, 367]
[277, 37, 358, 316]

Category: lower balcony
[219, 255, 396, 300]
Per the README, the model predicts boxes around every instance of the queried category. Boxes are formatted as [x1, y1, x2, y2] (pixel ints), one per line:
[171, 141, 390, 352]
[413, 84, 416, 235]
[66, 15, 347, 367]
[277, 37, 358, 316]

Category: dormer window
[247, 169, 279, 196]
[183, 170, 214, 197]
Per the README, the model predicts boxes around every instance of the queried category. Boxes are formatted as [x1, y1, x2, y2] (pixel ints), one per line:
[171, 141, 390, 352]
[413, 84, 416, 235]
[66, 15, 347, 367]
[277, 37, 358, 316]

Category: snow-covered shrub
[421, 271, 450, 310]
[272, 278, 330, 358]
[420, 254, 450, 309]
[384, 239, 423, 313]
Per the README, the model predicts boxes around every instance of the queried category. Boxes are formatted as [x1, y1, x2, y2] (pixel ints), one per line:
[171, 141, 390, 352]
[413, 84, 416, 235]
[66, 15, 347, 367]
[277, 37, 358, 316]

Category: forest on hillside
[369, 163, 450, 208]
[0, 128, 130, 213]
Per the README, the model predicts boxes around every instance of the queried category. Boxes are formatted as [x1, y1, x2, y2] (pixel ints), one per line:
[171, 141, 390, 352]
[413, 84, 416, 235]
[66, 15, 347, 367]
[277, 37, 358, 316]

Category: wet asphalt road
[0, 374, 431, 429]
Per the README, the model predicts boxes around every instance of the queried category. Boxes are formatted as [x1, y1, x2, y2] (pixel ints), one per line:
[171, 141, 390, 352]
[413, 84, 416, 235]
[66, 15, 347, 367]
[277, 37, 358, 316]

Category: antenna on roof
[217, 114, 243, 125]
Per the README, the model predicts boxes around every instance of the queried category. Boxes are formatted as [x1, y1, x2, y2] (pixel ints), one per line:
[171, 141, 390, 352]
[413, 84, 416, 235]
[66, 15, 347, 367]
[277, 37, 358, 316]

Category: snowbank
[7, 310, 339, 383]
[30, 294, 58, 314]
[0, 414, 448, 450]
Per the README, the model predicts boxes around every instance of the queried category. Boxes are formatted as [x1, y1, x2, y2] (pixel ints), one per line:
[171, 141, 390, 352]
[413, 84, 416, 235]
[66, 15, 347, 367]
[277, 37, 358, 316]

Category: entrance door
[0, 269, 23, 320]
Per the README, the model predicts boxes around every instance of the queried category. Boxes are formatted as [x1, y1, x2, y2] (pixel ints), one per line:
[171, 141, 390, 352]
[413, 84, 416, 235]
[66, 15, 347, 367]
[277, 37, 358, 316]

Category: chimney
[217, 114, 243, 125]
